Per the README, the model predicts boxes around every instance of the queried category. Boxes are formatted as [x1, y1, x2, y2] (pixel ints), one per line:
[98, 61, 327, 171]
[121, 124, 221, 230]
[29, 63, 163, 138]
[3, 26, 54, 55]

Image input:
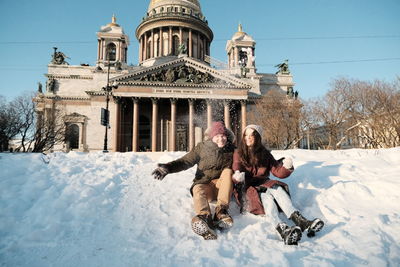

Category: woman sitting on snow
[232, 124, 324, 245]
[152, 121, 235, 240]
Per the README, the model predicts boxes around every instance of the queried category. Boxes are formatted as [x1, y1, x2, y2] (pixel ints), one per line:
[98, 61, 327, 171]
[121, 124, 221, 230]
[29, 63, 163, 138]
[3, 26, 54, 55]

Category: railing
[204, 55, 229, 70]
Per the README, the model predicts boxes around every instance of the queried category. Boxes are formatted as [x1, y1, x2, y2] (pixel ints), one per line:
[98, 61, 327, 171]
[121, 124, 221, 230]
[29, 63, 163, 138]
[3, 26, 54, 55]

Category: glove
[282, 157, 293, 170]
[152, 164, 169, 180]
[232, 170, 245, 183]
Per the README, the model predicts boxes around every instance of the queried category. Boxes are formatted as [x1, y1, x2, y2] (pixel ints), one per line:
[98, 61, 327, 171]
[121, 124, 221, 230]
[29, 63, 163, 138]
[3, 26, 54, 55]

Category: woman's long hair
[238, 129, 267, 168]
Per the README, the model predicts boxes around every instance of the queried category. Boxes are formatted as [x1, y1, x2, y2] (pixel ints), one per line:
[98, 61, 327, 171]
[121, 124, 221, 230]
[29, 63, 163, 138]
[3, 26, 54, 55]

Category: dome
[148, 0, 201, 13]
[231, 24, 255, 42]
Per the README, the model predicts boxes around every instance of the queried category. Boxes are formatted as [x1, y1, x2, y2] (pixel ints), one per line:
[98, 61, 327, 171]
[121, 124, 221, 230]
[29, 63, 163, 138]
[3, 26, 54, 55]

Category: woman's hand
[233, 170, 245, 183]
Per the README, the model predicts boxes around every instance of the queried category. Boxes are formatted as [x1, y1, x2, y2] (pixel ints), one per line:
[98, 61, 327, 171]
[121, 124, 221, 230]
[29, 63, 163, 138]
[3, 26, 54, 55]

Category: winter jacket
[164, 133, 235, 194]
[232, 148, 293, 215]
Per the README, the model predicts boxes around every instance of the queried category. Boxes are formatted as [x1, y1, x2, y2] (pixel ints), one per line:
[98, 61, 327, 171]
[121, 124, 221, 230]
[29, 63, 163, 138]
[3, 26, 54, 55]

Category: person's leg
[261, 190, 302, 245]
[215, 168, 233, 207]
[260, 190, 281, 226]
[267, 185, 296, 219]
[192, 183, 213, 216]
[191, 183, 217, 240]
[214, 168, 234, 228]
[268, 186, 324, 237]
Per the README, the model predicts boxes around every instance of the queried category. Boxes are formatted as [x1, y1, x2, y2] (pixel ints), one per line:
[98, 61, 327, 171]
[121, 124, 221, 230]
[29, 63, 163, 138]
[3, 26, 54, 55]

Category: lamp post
[102, 61, 118, 152]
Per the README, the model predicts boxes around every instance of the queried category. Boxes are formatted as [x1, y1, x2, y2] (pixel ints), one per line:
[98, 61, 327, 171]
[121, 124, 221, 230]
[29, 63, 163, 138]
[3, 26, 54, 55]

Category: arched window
[107, 43, 116, 61]
[66, 124, 79, 150]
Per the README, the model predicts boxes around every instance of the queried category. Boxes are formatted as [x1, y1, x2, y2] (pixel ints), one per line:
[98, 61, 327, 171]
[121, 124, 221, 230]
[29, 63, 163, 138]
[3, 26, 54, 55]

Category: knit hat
[244, 124, 263, 137]
[209, 121, 227, 138]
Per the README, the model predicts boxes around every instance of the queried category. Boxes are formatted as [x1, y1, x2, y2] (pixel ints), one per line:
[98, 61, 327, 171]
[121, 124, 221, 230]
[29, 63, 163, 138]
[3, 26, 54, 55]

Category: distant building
[35, 0, 294, 152]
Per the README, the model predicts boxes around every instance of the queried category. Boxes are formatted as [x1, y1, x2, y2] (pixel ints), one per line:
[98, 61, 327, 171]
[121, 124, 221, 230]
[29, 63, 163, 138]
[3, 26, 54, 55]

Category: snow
[1, 148, 400, 266]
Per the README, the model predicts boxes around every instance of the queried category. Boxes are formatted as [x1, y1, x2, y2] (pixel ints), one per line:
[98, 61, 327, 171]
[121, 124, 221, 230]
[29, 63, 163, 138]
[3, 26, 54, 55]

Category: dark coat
[232, 148, 293, 215]
[164, 139, 235, 194]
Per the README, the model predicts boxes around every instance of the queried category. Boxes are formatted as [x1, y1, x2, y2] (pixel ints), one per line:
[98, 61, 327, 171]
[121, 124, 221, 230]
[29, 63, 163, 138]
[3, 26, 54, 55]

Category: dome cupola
[136, 0, 213, 66]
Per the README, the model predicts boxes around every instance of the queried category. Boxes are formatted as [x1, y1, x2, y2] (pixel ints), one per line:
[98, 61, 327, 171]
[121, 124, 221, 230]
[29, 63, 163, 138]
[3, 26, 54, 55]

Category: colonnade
[113, 98, 247, 152]
[138, 26, 210, 63]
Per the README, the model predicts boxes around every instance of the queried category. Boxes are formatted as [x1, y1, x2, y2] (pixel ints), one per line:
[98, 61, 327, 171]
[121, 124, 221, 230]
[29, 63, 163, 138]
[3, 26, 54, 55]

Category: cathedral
[35, 0, 294, 152]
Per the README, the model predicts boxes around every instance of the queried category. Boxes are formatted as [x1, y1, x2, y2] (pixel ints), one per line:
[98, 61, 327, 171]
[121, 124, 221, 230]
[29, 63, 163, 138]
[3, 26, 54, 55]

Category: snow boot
[276, 222, 302, 245]
[290, 211, 324, 237]
[191, 214, 217, 240]
[213, 205, 233, 229]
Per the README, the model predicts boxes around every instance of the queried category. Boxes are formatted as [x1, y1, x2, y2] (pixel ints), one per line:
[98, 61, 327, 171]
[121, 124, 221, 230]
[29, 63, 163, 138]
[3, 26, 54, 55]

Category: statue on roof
[275, 59, 290, 74]
[178, 43, 187, 55]
[51, 47, 70, 65]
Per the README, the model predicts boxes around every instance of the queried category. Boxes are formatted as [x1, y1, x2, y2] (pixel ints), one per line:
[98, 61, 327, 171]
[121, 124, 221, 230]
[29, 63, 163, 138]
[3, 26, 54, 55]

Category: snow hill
[1, 148, 400, 267]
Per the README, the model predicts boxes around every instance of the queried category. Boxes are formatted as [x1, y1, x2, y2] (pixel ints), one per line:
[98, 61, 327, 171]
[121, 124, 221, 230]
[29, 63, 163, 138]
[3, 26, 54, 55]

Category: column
[189, 29, 192, 57]
[224, 100, 231, 129]
[150, 30, 154, 58]
[179, 27, 183, 45]
[144, 33, 148, 60]
[139, 36, 143, 62]
[188, 99, 195, 150]
[132, 98, 139, 152]
[159, 28, 163, 57]
[234, 46, 239, 67]
[78, 123, 83, 150]
[151, 98, 158, 152]
[112, 98, 121, 152]
[169, 27, 172, 55]
[206, 100, 212, 129]
[169, 99, 177, 151]
[241, 100, 247, 133]
[197, 32, 200, 59]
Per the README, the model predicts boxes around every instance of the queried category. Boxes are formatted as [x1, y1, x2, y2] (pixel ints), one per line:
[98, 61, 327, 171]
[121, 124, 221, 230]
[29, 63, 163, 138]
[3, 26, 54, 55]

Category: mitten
[282, 157, 294, 170]
[152, 164, 169, 180]
[232, 170, 245, 183]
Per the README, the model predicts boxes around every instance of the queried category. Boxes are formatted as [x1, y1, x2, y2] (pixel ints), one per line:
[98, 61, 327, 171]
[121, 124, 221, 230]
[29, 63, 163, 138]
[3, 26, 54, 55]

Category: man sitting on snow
[152, 121, 235, 240]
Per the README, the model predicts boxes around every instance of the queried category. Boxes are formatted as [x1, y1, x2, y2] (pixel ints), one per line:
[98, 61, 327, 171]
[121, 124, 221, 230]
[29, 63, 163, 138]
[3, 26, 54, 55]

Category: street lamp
[102, 61, 118, 153]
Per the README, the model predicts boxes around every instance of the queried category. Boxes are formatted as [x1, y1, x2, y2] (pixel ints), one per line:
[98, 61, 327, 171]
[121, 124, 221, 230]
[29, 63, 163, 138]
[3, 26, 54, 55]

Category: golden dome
[148, 0, 201, 12]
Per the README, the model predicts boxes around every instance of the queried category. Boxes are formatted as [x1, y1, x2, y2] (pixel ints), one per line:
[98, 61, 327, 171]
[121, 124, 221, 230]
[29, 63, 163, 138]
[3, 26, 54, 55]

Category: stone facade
[35, 0, 294, 152]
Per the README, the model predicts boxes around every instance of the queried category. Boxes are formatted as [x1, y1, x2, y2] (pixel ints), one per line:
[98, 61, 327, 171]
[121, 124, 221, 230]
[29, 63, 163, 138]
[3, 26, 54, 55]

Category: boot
[276, 222, 302, 245]
[191, 214, 217, 240]
[213, 205, 233, 229]
[290, 211, 324, 237]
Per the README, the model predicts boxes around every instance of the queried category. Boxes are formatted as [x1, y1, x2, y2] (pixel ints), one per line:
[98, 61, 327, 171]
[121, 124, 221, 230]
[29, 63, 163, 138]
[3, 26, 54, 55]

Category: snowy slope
[1, 148, 399, 267]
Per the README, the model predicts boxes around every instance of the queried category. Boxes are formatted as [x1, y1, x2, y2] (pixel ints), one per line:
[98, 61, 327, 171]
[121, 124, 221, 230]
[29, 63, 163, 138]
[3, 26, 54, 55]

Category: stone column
[188, 99, 195, 150]
[169, 27, 173, 55]
[206, 100, 212, 129]
[224, 100, 231, 129]
[112, 98, 121, 152]
[132, 98, 139, 152]
[144, 33, 148, 60]
[169, 99, 177, 151]
[159, 28, 163, 57]
[189, 29, 193, 57]
[151, 98, 158, 152]
[234, 46, 239, 67]
[241, 100, 247, 133]
[150, 30, 154, 58]
[179, 27, 183, 45]
[139, 36, 143, 63]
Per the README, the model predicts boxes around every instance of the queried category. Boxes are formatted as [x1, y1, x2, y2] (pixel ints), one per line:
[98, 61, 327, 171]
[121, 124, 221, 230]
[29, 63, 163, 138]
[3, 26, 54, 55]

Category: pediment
[112, 57, 251, 89]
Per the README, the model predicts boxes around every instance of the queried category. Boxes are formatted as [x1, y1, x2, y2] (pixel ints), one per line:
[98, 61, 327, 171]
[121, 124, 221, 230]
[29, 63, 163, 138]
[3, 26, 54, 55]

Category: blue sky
[0, 0, 399, 100]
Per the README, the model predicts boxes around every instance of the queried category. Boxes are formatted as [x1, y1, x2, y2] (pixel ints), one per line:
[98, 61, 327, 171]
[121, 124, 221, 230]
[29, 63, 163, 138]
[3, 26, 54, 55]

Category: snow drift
[1, 148, 399, 266]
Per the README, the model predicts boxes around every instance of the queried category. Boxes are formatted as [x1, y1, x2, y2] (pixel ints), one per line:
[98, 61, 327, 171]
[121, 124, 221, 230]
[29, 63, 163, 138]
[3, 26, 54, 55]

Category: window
[66, 124, 79, 149]
[107, 43, 116, 61]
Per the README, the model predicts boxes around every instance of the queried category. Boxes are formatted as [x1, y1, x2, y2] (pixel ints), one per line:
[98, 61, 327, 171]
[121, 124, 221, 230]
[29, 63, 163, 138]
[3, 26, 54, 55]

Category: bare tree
[7, 92, 67, 152]
[249, 89, 303, 149]
[0, 96, 23, 151]
[306, 77, 400, 149]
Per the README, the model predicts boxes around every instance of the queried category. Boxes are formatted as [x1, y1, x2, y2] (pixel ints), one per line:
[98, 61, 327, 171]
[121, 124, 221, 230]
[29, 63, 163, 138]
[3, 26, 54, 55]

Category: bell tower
[226, 24, 256, 77]
[97, 15, 129, 68]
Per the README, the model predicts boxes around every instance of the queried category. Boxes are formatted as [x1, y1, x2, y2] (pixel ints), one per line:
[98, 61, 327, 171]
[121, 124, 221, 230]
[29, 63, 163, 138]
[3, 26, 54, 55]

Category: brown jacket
[232, 148, 293, 215]
[164, 139, 235, 194]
